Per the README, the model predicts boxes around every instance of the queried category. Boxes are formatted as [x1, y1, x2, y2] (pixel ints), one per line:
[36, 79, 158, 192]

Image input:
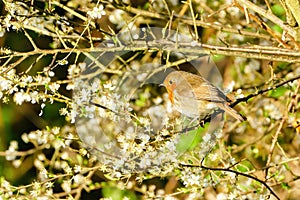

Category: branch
[180, 162, 280, 200]
[3, 41, 300, 64]
[230, 74, 300, 107]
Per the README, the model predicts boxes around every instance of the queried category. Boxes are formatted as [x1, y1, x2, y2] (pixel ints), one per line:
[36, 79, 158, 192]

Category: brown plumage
[162, 71, 245, 121]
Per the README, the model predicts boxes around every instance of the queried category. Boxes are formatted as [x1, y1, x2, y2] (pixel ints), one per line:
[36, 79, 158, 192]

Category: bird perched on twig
[161, 71, 245, 122]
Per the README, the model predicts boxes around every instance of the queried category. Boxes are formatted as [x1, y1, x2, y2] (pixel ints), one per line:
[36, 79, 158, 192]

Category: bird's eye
[169, 80, 173, 84]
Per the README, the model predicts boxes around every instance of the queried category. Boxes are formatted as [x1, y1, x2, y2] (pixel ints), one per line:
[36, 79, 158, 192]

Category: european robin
[161, 71, 245, 121]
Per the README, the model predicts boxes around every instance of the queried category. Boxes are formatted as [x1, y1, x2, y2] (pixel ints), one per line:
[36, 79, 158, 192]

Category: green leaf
[283, 163, 291, 171]
[271, 4, 285, 18]
[271, 24, 283, 34]
[102, 184, 137, 200]
[281, 182, 290, 190]
[268, 87, 288, 98]
[237, 165, 248, 173]
[176, 125, 207, 153]
[212, 55, 225, 62]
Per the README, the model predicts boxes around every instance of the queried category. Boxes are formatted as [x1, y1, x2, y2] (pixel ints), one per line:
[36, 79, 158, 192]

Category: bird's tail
[217, 103, 246, 122]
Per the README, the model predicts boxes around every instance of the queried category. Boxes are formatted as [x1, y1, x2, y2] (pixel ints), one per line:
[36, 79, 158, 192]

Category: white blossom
[87, 5, 106, 19]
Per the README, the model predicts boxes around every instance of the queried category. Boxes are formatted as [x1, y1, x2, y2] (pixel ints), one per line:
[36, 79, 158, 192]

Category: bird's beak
[159, 83, 165, 87]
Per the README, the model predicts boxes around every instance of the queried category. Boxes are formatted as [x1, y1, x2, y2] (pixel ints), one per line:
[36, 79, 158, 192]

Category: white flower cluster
[0, 69, 17, 102]
[109, 9, 126, 29]
[2, 2, 54, 32]
[264, 103, 283, 120]
[72, 76, 131, 123]
[180, 167, 210, 188]
[2, 125, 90, 199]
[87, 5, 106, 19]
[150, 0, 178, 12]
[0, 66, 64, 118]
[244, 59, 260, 81]
[5, 141, 18, 161]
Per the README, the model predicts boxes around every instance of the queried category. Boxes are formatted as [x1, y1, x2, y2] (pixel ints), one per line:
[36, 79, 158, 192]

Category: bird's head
[160, 72, 181, 103]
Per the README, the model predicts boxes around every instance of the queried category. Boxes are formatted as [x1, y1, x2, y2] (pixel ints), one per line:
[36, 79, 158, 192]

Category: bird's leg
[199, 114, 211, 127]
[199, 119, 205, 128]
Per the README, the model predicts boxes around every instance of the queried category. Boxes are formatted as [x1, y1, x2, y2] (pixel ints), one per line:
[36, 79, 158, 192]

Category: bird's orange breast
[166, 88, 174, 103]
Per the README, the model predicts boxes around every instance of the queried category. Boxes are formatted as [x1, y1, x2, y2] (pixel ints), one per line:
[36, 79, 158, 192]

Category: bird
[161, 70, 245, 122]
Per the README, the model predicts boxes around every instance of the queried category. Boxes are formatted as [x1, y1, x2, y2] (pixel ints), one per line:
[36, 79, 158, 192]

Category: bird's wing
[181, 72, 228, 103]
[193, 81, 227, 103]
[175, 82, 195, 98]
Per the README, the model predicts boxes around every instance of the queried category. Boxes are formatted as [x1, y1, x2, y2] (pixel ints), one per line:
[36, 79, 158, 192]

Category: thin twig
[231, 74, 300, 107]
[180, 162, 280, 200]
